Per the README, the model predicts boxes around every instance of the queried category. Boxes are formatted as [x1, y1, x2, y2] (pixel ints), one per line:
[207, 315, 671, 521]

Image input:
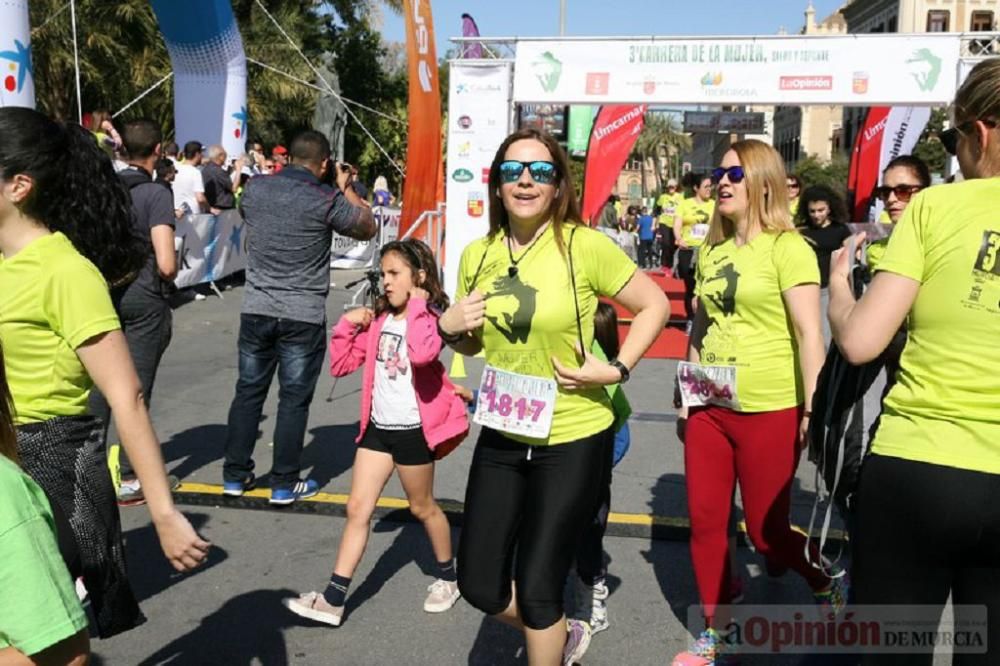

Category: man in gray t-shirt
[223, 130, 375, 504]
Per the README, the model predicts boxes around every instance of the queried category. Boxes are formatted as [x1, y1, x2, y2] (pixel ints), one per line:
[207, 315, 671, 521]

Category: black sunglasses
[711, 166, 745, 184]
[940, 119, 998, 155]
[874, 185, 922, 202]
[498, 160, 558, 185]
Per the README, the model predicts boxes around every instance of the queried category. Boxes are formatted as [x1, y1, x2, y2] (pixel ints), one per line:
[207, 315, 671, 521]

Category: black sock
[437, 559, 456, 583]
[323, 573, 351, 607]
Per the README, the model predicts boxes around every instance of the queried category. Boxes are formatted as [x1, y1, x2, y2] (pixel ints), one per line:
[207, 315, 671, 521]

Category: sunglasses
[940, 119, 998, 155]
[498, 160, 558, 185]
[711, 166, 745, 184]
[787, 182, 801, 190]
[874, 185, 922, 202]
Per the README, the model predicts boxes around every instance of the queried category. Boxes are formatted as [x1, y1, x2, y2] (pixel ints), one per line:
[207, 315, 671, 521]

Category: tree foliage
[632, 113, 692, 196]
[27, 0, 407, 175]
[794, 153, 850, 197]
[913, 108, 948, 177]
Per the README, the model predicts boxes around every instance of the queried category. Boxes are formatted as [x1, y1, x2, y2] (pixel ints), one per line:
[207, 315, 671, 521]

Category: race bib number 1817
[474, 365, 557, 439]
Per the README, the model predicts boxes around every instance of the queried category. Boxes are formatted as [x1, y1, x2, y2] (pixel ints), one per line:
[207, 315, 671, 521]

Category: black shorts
[359, 425, 433, 466]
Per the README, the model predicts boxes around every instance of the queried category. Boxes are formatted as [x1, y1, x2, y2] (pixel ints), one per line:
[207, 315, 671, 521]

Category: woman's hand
[439, 290, 486, 336]
[152, 509, 211, 572]
[799, 413, 811, 452]
[454, 385, 475, 404]
[830, 232, 867, 288]
[552, 347, 623, 390]
[676, 406, 689, 444]
[344, 307, 374, 328]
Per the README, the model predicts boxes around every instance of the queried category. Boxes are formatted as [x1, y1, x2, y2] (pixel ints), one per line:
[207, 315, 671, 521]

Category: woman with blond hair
[673, 140, 844, 666]
[829, 57, 1000, 666]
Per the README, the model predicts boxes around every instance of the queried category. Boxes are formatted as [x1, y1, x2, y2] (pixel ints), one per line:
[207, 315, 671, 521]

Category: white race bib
[691, 223, 710, 239]
[474, 364, 557, 439]
[677, 361, 740, 410]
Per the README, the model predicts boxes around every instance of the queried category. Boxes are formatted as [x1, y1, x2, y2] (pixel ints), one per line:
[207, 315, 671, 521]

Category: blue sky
[381, 1, 847, 57]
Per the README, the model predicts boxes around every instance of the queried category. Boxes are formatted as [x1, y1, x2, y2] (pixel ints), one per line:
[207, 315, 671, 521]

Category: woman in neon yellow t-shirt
[0, 108, 209, 639]
[829, 58, 1000, 664]
[673, 175, 715, 324]
[673, 140, 840, 665]
[438, 128, 669, 664]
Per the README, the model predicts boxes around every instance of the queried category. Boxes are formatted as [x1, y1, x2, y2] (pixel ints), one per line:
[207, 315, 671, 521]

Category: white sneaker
[591, 579, 609, 634]
[423, 578, 460, 613]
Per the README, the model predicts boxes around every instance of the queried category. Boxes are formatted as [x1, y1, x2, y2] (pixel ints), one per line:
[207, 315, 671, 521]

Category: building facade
[840, 0, 1000, 152]
[773, 3, 849, 169]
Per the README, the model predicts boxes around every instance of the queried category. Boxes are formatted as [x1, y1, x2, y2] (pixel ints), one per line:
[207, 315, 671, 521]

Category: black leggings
[677, 248, 697, 320]
[853, 454, 1000, 666]
[457, 426, 613, 630]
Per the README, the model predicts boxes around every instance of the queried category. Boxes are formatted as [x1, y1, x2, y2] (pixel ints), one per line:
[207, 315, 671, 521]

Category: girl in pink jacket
[284, 240, 469, 628]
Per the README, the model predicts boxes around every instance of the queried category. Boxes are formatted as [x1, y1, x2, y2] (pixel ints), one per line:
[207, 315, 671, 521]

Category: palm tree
[633, 112, 692, 198]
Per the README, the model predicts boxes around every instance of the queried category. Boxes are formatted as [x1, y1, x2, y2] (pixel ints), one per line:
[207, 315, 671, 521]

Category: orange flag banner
[400, 0, 443, 237]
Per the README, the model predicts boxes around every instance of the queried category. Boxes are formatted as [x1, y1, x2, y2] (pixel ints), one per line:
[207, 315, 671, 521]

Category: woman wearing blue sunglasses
[438, 128, 669, 665]
[673, 139, 840, 666]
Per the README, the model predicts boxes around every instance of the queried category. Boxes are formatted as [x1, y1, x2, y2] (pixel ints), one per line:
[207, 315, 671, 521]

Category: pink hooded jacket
[329, 297, 469, 458]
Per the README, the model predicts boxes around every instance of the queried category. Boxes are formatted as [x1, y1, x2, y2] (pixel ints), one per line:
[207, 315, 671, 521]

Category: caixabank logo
[0, 38, 32, 94]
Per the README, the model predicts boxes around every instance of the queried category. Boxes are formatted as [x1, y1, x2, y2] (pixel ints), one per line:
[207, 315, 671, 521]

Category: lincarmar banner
[581, 104, 647, 223]
[514, 35, 961, 106]
[400, 0, 443, 237]
[150, 0, 248, 159]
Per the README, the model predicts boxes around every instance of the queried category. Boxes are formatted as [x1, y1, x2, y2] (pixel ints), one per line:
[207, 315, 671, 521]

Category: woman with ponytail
[0, 107, 209, 639]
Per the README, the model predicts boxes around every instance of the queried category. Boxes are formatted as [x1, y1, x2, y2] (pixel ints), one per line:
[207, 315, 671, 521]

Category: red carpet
[602, 268, 690, 360]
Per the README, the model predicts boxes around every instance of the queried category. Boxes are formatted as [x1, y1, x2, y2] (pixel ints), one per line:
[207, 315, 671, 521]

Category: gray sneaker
[423, 578, 460, 613]
[283, 591, 344, 627]
[117, 475, 180, 506]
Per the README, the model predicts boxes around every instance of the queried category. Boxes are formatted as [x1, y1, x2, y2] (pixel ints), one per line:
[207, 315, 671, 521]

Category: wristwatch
[609, 359, 630, 384]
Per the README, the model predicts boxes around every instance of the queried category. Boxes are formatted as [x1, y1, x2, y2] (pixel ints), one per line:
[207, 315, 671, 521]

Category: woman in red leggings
[673, 139, 845, 666]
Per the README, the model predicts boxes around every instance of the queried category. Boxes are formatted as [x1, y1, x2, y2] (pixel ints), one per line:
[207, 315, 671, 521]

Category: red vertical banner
[400, 0, 442, 237]
[581, 105, 647, 223]
[847, 106, 890, 222]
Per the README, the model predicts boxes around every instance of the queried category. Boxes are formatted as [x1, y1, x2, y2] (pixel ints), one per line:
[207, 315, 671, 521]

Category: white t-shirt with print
[371, 315, 421, 429]
[172, 162, 205, 214]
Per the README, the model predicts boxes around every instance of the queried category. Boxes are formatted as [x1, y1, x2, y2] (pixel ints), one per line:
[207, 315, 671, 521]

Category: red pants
[685, 405, 828, 622]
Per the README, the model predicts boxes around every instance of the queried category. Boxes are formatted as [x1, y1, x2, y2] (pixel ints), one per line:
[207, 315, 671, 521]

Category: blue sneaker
[223, 474, 255, 497]
[270, 479, 320, 505]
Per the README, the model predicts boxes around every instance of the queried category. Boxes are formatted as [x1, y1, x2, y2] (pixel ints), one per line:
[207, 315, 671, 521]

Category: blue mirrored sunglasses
[711, 166, 746, 185]
[498, 160, 558, 185]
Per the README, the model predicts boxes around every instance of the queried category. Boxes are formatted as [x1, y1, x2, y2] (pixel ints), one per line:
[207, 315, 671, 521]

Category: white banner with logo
[331, 206, 401, 269]
[0, 0, 35, 109]
[514, 35, 961, 106]
[444, 61, 513, 297]
[175, 210, 247, 289]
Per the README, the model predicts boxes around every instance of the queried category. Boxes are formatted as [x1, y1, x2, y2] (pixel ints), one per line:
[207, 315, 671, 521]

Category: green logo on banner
[567, 106, 595, 154]
[908, 49, 942, 92]
[533, 51, 563, 93]
[452, 168, 474, 183]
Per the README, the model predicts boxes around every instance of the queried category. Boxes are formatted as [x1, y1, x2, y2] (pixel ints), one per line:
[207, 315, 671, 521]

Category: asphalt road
[87, 271, 952, 665]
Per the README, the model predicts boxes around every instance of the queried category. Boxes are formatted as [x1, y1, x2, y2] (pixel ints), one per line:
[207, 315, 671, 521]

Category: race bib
[474, 364, 557, 439]
[677, 361, 740, 410]
[691, 223, 710, 239]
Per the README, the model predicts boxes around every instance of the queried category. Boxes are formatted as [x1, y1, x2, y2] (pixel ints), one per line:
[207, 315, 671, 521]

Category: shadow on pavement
[124, 512, 229, 604]
[135, 588, 298, 665]
[162, 423, 231, 481]
[467, 616, 525, 665]
[300, 423, 361, 488]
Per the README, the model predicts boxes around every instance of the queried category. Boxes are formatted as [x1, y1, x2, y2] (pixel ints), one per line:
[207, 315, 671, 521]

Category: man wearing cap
[656, 179, 682, 270]
[271, 145, 288, 173]
[173, 140, 208, 215]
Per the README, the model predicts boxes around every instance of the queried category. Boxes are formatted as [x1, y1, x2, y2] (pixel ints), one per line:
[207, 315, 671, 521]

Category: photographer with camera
[222, 130, 376, 504]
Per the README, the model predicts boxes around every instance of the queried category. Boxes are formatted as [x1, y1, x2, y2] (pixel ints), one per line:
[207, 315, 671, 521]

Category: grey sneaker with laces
[423, 578, 460, 613]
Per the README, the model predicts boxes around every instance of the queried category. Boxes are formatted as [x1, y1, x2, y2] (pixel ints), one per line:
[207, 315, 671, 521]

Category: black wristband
[437, 318, 463, 344]
[609, 359, 630, 384]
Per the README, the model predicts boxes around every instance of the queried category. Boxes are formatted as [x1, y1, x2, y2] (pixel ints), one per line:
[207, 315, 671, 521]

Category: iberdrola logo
[907, 49, 942, 92]
[0, 39, 32, 94]
[533, 51, 563, 93]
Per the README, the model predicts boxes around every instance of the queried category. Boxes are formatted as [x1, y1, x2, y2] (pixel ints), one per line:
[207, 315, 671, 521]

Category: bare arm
[151, 225, 177, 281]
[76, 331, 209, 571]
[828, 245, 918, 364]
[673, 213, 687, 249]
[195, 192, 209, 213]
[782, 283, 825, 413]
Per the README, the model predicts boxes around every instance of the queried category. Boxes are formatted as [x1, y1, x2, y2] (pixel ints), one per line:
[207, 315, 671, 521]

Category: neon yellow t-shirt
[0, 233, 121, 424]
[456, 224, 637, 445]
[0, 456, 88, 655]
[866, 238, 889, 271]
[657, 193, 683, 222]
[695, 231, 819, 412]
[871, 180, 1000, 474]
[789, 197, 800, 219]
[676, 197, 715, 248]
